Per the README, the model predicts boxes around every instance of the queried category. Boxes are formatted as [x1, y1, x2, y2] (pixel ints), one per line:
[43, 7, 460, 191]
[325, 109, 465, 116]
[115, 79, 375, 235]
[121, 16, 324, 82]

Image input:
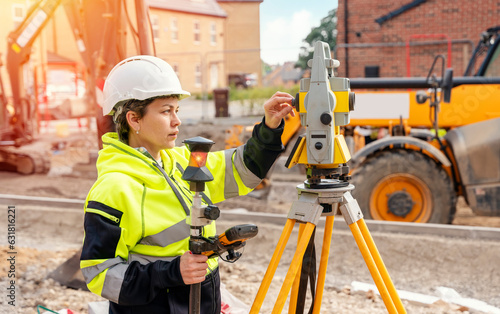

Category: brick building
[336, 0, 500, 78]
[148, 0, 228, 93]
[149, 0, 263, 93]
[0, 0, 263, 99]
[217, 0, 263, 87]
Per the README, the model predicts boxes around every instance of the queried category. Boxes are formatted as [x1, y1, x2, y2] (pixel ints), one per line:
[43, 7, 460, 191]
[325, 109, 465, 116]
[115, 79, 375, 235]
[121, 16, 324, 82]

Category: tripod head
[285, 41, 355, 188]
[251, 49, 405, 312]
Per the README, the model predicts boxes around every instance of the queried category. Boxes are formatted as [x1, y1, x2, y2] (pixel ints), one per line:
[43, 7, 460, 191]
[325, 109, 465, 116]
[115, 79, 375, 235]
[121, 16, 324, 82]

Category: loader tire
[351, 149, 456, 224]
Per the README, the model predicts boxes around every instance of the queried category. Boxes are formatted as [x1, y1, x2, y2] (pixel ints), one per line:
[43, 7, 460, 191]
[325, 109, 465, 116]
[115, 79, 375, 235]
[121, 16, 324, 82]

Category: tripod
[249, 183, 406, 314]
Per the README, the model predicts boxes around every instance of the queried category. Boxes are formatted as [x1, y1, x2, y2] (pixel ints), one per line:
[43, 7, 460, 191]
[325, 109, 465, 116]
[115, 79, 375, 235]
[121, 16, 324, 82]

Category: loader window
[483, 42, 500, 77]
[465, 41, 490, 76]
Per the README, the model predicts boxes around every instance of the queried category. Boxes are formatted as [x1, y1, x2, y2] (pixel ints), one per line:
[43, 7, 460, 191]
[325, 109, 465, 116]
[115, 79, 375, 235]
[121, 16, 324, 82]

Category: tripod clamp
[288, 184, 363, 225]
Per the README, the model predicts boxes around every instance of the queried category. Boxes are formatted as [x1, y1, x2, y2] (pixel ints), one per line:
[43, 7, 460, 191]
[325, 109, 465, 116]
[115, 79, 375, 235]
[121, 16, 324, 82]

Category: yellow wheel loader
[349, 26, 500, 223]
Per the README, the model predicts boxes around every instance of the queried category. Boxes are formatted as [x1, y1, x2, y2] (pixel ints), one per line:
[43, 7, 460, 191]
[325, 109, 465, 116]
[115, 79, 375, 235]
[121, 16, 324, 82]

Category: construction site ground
[1, 103, 500, 314]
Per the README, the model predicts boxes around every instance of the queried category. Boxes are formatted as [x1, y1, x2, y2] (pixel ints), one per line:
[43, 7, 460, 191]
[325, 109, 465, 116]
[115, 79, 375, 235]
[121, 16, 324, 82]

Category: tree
[296, 9, 337, 69]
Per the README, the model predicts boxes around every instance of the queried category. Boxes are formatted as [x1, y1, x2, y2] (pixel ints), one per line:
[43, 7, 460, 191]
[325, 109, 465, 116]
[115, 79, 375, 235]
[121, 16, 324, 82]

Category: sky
[260, 0, 338, 65]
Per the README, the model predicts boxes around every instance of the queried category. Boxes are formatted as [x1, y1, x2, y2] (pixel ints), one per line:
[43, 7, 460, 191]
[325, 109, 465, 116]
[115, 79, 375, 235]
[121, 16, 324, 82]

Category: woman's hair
[113, 95, 180, 144]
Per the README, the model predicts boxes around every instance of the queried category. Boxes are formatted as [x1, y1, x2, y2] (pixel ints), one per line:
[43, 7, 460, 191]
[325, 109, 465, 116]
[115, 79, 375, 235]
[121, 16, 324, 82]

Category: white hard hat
[102, 55, 190, 116]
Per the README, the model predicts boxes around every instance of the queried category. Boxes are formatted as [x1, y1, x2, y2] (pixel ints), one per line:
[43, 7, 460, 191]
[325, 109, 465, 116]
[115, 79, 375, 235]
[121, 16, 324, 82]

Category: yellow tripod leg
[358, 219, 406, 314]
[312, 215, 335, 314]
[272, 222, 316, 314]
[250, 219, 296, 314]
[289, 223, 306, 313]
[349, 220, 398, 314]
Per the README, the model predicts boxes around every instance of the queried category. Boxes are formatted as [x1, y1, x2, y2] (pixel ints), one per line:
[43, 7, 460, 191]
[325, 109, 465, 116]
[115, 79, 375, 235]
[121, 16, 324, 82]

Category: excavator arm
[5, 0, 63, 142]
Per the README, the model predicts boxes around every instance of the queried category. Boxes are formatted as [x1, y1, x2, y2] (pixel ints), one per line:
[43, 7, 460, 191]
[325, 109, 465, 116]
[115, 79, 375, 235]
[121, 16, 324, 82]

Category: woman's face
[135, 97, 182, 154]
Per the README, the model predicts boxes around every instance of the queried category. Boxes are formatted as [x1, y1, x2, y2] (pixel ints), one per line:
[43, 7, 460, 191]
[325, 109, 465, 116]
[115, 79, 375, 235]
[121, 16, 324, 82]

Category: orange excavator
[0, 0, 152, 174]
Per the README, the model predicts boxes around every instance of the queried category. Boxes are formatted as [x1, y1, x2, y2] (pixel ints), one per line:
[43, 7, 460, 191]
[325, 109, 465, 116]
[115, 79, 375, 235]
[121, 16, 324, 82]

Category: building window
[151, 14, 160, 41]
[365, 65, 380, 78]
[12, 4, 25, 28]
[171, 18, 178, 43]
[210, 22, 216, 46]
[195, 64, 202, 87]
[172, 64, 180, 79]
[194, 20, 201, 44]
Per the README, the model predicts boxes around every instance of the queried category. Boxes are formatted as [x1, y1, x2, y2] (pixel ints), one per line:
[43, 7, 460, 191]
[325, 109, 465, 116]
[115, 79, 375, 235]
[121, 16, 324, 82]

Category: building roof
[263, 62, 304, 86]
[148, 0, 227, 17]
[281, 62, 304, 81]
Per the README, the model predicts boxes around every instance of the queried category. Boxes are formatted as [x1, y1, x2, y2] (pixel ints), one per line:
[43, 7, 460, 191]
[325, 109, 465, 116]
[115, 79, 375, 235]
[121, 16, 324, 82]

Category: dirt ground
[1, 128, 500, 313]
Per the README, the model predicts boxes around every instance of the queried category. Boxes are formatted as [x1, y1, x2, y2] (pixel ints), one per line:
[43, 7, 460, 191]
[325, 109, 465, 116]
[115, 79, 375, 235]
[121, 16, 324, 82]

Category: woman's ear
[126, 111, 141, 132]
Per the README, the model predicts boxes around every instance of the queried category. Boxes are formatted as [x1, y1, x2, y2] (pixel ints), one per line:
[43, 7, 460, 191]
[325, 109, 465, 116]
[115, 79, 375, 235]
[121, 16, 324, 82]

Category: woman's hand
[263, 91, 296, 129]
[179, 251, 208, 285]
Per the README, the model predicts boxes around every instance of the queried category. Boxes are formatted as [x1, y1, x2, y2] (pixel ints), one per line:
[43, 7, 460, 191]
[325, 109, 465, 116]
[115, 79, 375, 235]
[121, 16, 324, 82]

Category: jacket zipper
[152, 162, 194, 215]
[86, 208, 120, 224]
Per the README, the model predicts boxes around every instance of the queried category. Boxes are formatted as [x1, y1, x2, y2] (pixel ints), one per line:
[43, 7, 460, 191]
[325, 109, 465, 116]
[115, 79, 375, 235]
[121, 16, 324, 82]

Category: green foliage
[229, 85, 299, 101]
[229, 85, 300, 116]
[191, 92, 213, 100]
[296, 9, 337, 69]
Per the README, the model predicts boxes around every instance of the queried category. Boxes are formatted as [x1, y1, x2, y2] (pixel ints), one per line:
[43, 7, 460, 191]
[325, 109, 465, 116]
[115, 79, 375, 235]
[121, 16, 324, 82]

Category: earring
[136, 130, 139, 134]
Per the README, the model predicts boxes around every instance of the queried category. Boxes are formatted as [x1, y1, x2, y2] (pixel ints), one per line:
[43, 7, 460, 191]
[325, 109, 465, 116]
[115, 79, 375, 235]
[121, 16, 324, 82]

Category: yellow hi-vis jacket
[80, 120, 284, 310]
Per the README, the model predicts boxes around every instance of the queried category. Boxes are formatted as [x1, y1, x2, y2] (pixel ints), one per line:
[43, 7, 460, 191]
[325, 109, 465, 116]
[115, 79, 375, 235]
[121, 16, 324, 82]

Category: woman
[80, 55, 294, 313]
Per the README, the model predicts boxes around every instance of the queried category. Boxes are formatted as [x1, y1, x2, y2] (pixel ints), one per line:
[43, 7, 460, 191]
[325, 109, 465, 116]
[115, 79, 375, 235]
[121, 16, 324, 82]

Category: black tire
[350, 149, 456, 224]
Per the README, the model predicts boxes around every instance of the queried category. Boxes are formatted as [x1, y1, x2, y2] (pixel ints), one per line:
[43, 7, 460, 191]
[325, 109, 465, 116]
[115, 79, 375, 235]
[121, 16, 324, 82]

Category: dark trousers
[109, 268, 221, 314]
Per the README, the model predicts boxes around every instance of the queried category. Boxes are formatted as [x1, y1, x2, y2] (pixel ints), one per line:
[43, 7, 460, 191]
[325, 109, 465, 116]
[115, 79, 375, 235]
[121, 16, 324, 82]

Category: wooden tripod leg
[250, 219, 296, 314]
[312, 215, 335, 314]
[289, 223, 307, 313]
[349, 220, 398, 314]
[272, 222, 316, 314]
[358, 219, 406, 314]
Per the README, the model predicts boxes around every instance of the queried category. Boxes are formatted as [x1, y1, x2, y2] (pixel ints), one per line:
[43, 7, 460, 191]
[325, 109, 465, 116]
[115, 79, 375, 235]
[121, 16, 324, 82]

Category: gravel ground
[1, 130, 500, 313]
[1, 220, 498, 314]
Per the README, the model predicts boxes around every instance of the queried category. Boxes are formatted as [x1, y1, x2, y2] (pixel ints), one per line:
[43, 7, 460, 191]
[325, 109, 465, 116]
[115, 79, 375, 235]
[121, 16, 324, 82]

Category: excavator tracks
[0, 145, 51, 174]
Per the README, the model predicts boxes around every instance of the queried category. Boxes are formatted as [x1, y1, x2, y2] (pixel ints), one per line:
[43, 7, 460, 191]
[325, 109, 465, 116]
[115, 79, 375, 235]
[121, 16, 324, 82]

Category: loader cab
[464, 26, 500, 77]
[481, 33, 500, 77]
